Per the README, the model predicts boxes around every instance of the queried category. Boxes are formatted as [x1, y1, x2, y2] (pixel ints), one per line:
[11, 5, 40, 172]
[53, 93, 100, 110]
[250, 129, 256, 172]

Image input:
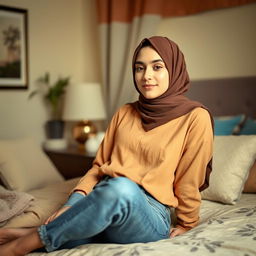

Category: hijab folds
[132, 36, 214, 191]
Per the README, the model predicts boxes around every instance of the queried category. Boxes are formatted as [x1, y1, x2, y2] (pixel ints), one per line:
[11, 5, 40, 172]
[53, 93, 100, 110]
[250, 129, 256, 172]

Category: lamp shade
[63, 83, 106, 121]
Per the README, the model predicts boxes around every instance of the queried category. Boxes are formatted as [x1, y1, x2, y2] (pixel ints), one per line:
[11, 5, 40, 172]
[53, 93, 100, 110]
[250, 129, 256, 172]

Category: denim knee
[96, 177, 140, 203]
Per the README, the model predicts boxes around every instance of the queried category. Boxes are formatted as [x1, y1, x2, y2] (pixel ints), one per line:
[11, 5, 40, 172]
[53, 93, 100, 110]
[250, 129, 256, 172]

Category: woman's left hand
[169, 227, 186, 238]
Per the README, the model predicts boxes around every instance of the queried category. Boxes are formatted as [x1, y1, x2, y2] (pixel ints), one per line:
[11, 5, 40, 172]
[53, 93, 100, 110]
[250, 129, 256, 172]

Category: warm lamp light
[63, 83, 106, 149]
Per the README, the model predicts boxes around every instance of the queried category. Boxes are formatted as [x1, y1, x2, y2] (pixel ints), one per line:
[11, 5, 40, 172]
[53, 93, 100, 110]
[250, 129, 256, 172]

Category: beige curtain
[96, 0, 256, 120]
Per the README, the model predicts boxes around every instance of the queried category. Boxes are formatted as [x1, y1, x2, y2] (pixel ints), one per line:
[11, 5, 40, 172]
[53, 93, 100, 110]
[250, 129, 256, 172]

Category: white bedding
[27, 193, 256, 256]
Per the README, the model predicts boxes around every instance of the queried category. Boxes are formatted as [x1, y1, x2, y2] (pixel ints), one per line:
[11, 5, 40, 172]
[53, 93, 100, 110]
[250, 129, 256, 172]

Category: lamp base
[72, 120, 97, 149]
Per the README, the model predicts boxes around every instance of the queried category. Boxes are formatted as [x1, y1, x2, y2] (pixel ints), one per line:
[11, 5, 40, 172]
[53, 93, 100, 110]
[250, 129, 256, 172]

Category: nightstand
[44, 146, 95, 180]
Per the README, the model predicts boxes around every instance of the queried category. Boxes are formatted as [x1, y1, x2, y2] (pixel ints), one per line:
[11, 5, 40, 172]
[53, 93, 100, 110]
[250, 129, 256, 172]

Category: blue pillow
[239, 118, 256, 135]
[214, 115, 245, 136]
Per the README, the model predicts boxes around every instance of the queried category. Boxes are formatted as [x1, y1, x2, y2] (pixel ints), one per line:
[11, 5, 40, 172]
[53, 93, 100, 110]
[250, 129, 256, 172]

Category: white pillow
[0, 137, 64, 192]
[201, 135, 256, 204]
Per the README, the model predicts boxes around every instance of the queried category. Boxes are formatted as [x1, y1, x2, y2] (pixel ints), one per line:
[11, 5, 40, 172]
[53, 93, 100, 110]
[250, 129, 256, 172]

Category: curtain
[96, 0, 256, 120]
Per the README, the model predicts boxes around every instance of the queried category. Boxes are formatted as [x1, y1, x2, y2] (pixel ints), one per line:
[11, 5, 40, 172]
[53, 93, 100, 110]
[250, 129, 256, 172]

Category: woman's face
[134, 46, 169, 99]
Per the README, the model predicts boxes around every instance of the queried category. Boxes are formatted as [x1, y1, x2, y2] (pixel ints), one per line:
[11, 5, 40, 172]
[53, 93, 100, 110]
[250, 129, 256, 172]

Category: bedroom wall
[0, 0, 100, 143]
[0, 1, 255, 144]
[157, 3, 256, 80]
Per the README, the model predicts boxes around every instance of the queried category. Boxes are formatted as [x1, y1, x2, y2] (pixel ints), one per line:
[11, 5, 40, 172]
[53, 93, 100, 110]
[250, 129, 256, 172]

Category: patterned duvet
[29, 194, 256, 256]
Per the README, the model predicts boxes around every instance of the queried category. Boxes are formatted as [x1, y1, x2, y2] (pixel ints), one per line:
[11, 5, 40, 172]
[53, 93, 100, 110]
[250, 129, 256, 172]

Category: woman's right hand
[44, 206, 71, 225]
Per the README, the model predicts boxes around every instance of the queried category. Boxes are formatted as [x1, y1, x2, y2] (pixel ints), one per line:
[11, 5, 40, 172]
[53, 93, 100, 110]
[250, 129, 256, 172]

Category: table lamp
[63, 83, 106, 149]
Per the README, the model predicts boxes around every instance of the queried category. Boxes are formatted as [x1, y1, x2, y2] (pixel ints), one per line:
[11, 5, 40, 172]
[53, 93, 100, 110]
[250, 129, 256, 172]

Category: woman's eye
[135, 66, 144, 72]
[153, 65, 163, 70]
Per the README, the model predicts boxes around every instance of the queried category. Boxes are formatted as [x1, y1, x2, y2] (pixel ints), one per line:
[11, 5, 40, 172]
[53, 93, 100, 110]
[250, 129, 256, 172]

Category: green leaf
[29, 72, 70, 119]
[37, 72, 50, 87]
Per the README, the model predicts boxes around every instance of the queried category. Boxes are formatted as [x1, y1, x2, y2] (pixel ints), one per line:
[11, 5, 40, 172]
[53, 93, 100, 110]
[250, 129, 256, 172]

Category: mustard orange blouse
[72, 104, 213, 230]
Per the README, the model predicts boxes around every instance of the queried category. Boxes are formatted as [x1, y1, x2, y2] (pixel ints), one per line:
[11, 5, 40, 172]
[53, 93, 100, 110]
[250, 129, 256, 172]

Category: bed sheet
[28, 193, 256, 256]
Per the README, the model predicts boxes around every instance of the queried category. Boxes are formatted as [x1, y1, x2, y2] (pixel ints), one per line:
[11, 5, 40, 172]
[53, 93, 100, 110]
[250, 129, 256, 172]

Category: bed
[0, 76, 256, 256]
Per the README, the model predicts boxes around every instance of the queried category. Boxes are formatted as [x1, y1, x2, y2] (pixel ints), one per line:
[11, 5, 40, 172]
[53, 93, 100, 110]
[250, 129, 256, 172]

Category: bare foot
[0, 230, 43, 256]
[0, 227, 37, 245]
[0, 240, 22, 256]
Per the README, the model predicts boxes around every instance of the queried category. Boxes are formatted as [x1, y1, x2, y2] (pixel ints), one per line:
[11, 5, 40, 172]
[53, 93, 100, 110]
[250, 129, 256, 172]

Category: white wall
[157, 3, 256, 80]
[0, 0, 100, 143]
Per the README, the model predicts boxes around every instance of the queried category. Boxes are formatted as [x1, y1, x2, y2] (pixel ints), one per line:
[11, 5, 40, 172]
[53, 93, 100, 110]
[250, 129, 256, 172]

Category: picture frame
[0, 5, 28, 89]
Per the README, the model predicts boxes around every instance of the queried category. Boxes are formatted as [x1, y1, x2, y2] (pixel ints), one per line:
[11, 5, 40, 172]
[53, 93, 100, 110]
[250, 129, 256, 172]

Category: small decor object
[0, 5, 28, 89]
[72, 120, 97, 145]
[85, 136, 99, 155]
[85, 132, 105, 155]
[96, 131, 105, 144]
[29, 72, 70, 139]
[63, 83, 106, 149]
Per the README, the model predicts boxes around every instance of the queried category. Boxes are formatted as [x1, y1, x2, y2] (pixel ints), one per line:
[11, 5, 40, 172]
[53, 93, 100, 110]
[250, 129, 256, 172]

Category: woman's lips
[142, 84, 157, 89]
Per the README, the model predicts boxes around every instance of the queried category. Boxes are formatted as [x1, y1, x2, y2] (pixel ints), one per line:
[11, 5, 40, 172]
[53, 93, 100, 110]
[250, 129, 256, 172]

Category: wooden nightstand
[44, 146, 95, 180]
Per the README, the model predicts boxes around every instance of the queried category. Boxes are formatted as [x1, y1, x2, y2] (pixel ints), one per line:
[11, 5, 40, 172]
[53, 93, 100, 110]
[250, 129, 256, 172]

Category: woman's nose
[143, 67, 153, 81]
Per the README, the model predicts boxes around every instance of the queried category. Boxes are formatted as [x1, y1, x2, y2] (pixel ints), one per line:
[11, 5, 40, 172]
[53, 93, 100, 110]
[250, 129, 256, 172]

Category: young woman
[0, 36, 213, 255]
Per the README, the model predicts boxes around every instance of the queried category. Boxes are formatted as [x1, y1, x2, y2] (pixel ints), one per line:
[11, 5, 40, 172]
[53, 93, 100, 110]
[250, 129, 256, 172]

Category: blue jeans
[38, 177, 171, 252]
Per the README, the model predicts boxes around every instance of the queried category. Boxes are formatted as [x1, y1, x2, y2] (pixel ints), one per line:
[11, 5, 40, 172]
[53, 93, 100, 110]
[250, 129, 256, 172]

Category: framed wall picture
[0, 5, 28, 89]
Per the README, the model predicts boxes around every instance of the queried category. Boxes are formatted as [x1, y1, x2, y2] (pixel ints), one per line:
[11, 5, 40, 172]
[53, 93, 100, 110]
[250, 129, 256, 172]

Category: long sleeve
[71, 107, 122, 195]
[71, 105, 213, 232]
[173, 109, 213, 230]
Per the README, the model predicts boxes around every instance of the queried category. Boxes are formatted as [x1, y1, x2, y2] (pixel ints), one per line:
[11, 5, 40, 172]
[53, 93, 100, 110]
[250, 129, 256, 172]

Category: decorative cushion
[214, 115, 245, 135]
[243, 161, 256, 193]
[239, 118, 256, 135]
[0, 137, 64, 192]
[201, 135, 256, 204]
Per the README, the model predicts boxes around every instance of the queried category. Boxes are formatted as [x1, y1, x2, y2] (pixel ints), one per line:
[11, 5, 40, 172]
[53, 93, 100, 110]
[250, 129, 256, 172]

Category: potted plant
[29, 72, 70, 139]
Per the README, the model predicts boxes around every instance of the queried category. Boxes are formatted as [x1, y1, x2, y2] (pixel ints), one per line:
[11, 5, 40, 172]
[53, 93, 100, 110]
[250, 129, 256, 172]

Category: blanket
[0, 186, 34, 227]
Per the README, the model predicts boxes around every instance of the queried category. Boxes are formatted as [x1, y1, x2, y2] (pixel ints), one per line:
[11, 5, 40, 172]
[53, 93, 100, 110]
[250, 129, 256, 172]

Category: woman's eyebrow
[135, 59, 164, 65]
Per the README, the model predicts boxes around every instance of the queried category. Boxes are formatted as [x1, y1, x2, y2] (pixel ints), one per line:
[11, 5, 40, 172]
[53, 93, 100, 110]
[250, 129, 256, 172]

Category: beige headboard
[187, 77, 256, 117]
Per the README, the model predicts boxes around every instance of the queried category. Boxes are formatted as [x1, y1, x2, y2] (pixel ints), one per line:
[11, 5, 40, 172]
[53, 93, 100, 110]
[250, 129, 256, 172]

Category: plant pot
[45, 120, 65, 139]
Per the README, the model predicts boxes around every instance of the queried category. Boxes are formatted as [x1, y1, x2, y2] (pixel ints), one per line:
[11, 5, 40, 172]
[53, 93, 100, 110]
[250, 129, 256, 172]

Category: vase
[45, 120, 65, 139]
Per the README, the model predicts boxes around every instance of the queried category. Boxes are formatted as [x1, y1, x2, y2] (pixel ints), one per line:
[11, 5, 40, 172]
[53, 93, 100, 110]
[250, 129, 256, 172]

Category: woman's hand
[170, 227, 186, 238]
[44, 191, 86, 225]
[44, 206, 71, 225]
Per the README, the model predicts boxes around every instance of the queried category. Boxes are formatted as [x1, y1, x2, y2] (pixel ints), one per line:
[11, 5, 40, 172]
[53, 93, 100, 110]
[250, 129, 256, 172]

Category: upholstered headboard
[187, 77, 256, 117]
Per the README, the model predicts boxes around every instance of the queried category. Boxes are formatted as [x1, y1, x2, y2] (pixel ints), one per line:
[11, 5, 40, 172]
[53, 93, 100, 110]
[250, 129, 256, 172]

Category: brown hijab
[132, 36, 214, 191]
